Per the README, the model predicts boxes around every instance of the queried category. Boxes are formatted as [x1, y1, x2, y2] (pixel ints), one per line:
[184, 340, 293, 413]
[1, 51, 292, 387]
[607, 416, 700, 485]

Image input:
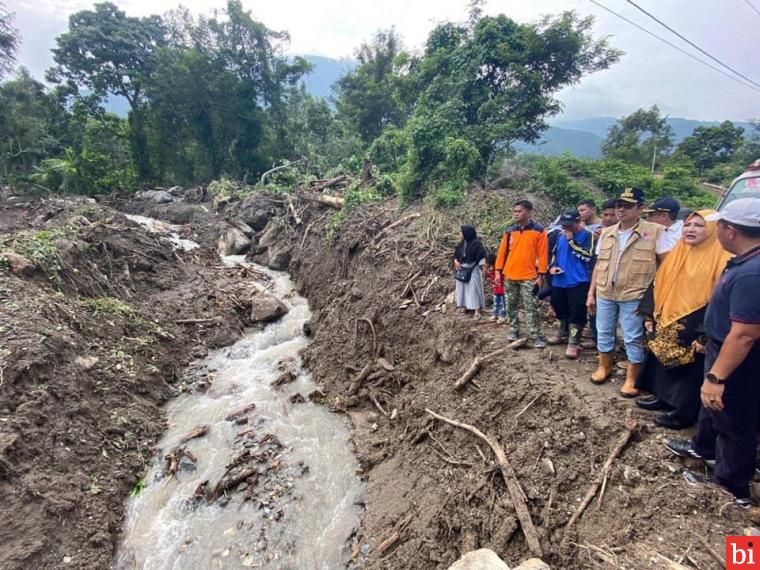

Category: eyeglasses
[615, 202, 638, 210]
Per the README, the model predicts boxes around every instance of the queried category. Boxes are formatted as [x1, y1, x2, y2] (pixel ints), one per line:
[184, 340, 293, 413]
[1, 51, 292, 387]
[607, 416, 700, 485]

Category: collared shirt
[583, 216, 603, 233]
[656, 220, 683, 255]
[704, 245, 760, 343]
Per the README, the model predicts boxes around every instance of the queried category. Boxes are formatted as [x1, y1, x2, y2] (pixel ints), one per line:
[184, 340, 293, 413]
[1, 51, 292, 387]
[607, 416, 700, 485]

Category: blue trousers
[595, 297, 645, 363]
[492, 294, 506, 318]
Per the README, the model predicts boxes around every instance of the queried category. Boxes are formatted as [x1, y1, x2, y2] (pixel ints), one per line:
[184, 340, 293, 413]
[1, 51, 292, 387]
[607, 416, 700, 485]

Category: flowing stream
[117, 216, 364, 569]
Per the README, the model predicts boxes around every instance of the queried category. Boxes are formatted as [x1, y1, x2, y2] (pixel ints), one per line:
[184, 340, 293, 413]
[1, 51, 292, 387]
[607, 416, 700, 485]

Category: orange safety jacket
[495, 220, 549, 281]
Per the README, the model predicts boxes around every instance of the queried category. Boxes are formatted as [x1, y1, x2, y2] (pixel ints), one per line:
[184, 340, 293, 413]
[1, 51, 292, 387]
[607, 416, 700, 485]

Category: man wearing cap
[587, 187, 663, 396]
[664, 198, 760, 508]
[644, 196, 683, 255]
[548, 209, 596, 359]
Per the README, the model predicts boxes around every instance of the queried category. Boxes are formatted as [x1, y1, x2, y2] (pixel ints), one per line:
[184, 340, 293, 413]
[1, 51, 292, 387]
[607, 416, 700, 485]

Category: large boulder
[267, 247, 291, 271]
[239, 194, 279, 231]
[250, 293, 288, 324]
[514, 560, 550, 570]
[258, 224, 282, 248]
[217, 226, 252, 256]
[136, 190, 174, 204]
[448, 549, 510, 570]
[1, 252, 35, 277]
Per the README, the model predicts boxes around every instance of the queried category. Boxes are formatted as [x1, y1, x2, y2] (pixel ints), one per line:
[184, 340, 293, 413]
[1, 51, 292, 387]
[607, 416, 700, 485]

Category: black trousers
[692, 339, 760, 499]
[549, 282, 589, 328]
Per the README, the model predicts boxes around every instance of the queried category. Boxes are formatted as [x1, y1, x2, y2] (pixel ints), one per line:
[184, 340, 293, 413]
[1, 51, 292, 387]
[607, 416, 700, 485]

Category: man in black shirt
[664, 198, 760, 507]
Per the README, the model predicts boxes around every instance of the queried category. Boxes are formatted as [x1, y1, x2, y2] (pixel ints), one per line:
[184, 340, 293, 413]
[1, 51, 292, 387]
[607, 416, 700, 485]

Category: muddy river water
[117, 217, 364, 569]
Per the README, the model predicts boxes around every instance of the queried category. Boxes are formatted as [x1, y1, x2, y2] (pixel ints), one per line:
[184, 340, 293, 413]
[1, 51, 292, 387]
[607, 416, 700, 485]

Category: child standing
[486, 253, 506, 323]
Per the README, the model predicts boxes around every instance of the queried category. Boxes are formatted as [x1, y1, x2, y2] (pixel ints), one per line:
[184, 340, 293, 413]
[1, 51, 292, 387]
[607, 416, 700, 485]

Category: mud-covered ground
[263, 191, 757, 569]
[1, 187, 757, 569]
[0, 195, 274, 569]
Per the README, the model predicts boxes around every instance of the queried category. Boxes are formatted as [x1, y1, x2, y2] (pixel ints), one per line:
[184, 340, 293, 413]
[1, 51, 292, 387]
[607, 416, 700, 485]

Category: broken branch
[565, 415, 638, 529]
[425, 408, 543, 557]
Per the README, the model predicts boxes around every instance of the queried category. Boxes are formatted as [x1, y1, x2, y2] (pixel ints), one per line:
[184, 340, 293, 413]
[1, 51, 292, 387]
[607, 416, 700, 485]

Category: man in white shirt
[644, 197, 683, 255]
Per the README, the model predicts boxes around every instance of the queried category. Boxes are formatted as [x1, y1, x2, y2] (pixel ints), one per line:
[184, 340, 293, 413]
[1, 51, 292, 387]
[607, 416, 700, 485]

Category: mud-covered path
[2, 190, 757, 569]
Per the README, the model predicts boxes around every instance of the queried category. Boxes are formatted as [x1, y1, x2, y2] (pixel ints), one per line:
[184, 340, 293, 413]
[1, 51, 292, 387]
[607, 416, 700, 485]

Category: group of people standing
[452, 190, 760, 508]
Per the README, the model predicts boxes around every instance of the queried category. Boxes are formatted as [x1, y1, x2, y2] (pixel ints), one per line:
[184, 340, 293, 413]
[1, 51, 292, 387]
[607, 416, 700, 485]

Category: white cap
[706, 198, 760, 228]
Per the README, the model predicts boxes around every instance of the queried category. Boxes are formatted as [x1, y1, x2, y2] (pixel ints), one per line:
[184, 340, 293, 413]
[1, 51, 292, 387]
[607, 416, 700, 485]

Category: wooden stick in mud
[348, 363, 373, 395]
[565, 415, 638, 529]
[425, 408, 543, 557]
[372, 212, 422, 247]
[454, 339, 526, 390]
[692, 534, 725, 568]
[178, 425, 210, 444]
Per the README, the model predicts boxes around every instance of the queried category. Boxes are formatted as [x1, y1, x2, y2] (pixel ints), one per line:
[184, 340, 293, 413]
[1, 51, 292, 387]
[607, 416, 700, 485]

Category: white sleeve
[595, 237, 602, 256]
[656, 229, 676, 254]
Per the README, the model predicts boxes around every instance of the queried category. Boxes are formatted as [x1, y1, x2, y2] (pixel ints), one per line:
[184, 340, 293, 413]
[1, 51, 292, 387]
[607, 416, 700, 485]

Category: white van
[716, 159, 760, 210]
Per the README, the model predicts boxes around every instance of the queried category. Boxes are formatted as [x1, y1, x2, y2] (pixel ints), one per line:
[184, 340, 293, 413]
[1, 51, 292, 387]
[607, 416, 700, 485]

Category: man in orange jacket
[495, 200, 549, 347]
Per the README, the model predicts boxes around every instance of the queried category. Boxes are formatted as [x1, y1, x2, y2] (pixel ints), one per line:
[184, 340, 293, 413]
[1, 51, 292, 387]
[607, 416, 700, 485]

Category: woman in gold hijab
[636, 209, 733, 429]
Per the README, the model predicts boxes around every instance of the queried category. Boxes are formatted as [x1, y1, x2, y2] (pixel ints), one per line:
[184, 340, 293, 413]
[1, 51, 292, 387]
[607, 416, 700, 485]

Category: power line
[745, 0, 760, 18]
[587, 0, 760, 93]
[626, 0, 760, 90]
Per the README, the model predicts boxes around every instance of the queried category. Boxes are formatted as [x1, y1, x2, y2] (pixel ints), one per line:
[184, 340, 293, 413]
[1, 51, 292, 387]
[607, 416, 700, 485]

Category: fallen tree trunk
[301, 193, 345, 209]
[425, 408, 543, 557]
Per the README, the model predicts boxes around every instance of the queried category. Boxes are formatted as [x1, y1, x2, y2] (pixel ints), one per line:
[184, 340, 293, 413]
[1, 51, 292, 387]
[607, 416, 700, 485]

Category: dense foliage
[0, 1, 757, 212]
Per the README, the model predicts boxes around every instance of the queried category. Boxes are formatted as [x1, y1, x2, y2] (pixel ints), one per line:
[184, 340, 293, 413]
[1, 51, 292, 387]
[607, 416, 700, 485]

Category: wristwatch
[706, 372, 725, 385]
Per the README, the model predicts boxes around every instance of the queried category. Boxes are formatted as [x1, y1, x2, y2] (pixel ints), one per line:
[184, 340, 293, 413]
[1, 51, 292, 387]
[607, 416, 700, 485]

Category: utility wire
[626, 0, 760, 90]
[745, 0, 760, 18]
[587, 0, 760, 94]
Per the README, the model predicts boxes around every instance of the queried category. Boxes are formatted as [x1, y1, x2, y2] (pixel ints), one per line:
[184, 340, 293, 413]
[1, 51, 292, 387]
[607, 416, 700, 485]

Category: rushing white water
[125, 213, 200, 251]
[116, 222, 364, 569]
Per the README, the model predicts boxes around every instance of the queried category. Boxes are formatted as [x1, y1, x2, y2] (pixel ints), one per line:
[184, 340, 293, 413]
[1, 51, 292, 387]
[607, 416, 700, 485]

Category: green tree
[144, 1, 310, 184]
[47, 2, 165, 181]
[335, 29, 410, 145]
[0, 69, 61, 184]
[601, 105, 674, 168]
[398, 11, 620, 202]
[677, 120, 745, 173]
[0, 2, 19, 78]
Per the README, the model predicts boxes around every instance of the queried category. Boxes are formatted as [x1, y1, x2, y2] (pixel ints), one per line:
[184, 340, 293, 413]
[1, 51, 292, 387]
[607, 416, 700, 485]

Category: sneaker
[531, 338, 547, 349]
[655, 412, 693, 430]
[683, 469, 711, 487]
[580, 339, 597, 350]
[488, 315, 497, 322]
[565, 344, 580, 359]
[546, 333, 567, 345]
[664, 439, 716, 467]
[683, 471, 753, 508]
[736, 497, 753, 509]
[636, 396, 674, 412]
[507, 330, 518, 342]
[496, 317, 505, 324]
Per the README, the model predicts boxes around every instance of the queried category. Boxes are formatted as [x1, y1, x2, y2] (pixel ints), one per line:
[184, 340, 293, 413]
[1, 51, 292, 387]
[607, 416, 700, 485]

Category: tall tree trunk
[127, 98, 151, 183]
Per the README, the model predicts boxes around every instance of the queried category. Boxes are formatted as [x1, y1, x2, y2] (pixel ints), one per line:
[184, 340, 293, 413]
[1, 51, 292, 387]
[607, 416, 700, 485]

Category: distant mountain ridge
[518, 117, 756, 158]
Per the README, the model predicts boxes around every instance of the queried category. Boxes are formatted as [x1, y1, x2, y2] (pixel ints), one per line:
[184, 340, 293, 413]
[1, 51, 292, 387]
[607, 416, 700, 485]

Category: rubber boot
[565, 325, 581, 359]
[547, 320, 569, 345]
[591, 352, 614, 384]
[620, 362, 642, 398]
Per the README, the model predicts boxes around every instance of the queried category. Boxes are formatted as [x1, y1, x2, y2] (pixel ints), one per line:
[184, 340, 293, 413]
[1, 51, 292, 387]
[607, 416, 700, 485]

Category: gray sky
[6, 0, 760, 121]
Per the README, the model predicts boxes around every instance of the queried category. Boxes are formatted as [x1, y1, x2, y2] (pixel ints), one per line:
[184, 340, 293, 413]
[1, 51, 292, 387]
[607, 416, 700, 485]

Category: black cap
[615, 187, 646, 205]
[558, 209, 580, 226]
[643, 196, 681, 216]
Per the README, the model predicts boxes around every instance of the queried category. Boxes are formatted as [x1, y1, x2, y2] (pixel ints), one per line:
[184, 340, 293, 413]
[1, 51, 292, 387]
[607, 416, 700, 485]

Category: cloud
[5, 0, 759, 121]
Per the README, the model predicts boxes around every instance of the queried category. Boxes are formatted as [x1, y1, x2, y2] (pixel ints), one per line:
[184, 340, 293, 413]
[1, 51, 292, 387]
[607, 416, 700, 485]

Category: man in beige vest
[587, 187, 663, 396]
